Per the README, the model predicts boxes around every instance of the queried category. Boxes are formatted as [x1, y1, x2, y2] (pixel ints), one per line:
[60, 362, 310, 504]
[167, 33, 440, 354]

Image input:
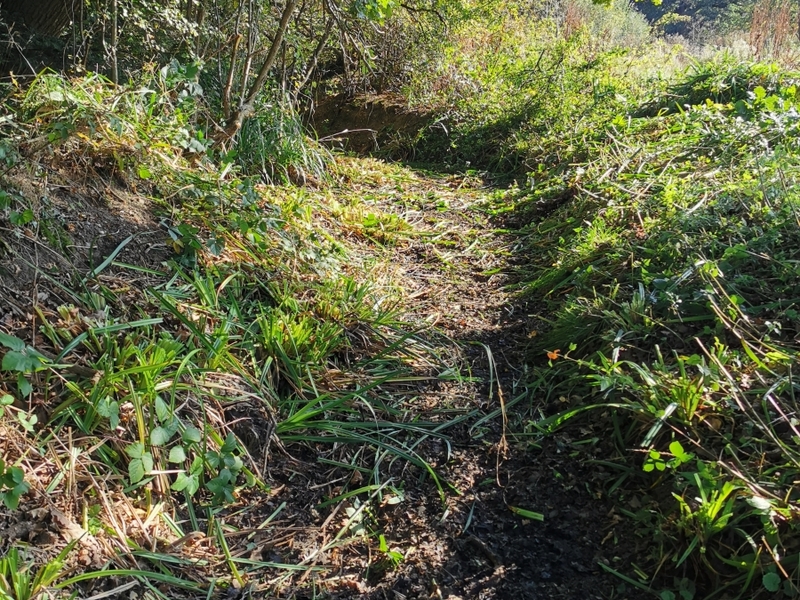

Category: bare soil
[307, 94, 431, 157]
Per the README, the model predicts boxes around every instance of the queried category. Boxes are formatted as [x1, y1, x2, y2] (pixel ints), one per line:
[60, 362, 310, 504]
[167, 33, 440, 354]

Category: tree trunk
[4, 0, 77, 36]
[215, 0, 299, 145]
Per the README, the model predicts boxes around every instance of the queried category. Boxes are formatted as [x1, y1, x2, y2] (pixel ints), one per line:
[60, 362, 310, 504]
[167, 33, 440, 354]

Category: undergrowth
[0, 68, 462, 597]
[3, 3, 800, 598]
[406, 0, 657, 175]
[498, 54, 800, 598]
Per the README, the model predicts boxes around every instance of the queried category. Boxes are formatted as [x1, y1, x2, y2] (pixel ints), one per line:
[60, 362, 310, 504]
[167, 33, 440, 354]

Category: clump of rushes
[507, 56, 800, 598]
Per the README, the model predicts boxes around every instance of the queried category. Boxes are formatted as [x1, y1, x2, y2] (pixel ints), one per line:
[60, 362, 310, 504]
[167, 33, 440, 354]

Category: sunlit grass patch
[505, 55, 800, 597]
[0, 72, 479, 597]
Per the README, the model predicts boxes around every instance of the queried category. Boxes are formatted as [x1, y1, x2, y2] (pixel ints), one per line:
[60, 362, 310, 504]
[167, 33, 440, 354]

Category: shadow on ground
[298, 166, 638, 600]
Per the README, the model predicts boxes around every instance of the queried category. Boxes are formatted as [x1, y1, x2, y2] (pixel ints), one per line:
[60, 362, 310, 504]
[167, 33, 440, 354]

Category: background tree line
[0, 0, 796, 145]
[0, 0, 457, 138]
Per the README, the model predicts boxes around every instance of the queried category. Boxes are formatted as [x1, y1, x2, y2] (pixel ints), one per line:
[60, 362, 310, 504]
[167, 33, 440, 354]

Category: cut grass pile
[503, 56, 800, 598]
[0, 70, 475, 598]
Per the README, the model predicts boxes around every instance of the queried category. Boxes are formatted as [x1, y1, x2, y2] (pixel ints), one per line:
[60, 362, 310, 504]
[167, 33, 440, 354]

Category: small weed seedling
[0, 458, 29, 510]
[643, 440, 694, 473]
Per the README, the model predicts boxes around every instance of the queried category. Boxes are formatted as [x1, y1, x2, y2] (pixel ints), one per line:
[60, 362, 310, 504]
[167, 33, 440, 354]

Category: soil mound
[308, 94, 433, 156]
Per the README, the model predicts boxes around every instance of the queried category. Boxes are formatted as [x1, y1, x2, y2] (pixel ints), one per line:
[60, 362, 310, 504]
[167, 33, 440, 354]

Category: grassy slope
[469, 47, 800, 600]
[517, 60, 800, 596]
[401, 6, 800, 596]
[0, 71, 501, 598]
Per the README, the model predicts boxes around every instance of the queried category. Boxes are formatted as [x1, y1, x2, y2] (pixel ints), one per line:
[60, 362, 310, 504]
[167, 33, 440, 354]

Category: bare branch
[217, 0, 299, 143]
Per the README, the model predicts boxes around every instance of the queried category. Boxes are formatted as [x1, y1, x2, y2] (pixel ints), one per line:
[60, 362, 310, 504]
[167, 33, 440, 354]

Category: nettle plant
[125, 396, 250, 504]
[0, 332, 47, 510]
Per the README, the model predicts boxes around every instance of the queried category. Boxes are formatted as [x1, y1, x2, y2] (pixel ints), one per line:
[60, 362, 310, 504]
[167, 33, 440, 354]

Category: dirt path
[300, 162, 625, 600]
[0, 156, 628, 600]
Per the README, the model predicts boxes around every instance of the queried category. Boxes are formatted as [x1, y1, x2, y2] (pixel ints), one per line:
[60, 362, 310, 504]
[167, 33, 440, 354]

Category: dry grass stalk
[750, 0, 797, 60]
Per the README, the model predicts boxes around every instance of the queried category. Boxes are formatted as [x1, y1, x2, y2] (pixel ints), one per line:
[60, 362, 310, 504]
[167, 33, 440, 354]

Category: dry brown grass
[750, 0, 800, 62]
[563, 0, 585, 40]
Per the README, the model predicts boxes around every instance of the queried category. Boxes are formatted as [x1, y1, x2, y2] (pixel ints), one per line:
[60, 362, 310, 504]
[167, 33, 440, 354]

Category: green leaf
[17, 374, 32, 397]
[220, 433, 238, 454]
[5, 482, 31, 510]
[762, 572, 781, 592]
[185, 475, 200, 496]
[190, 455, 203, 473]
[171, 471, 190, 491]
[17, 412, 37, 432]
[205, 477, 224, 494]
[206, 471, 235, 503]
[1, 489, 21, 510]
[184, 63, 200, 79]
[8, 466, 25, 485]
[182, 426, 202, 444]
[669, 441, 685, 458]
[137, 166, 152, 179]
[129, 458, 145, 484]
[223, 454, 243, 472]
[150, 426, 172, 446]
[96, 397, 120, 430]
[205, 450, 221, 469]
[9, 209, 34, 226]
[2, 351, 31, 372]
[0, 393, 12, 417]
[0, 333, 25, 351]
[126, 442, 145, 459]
[684, 354, 703, 366]
[168, 446, 187, 463]
[172, 471, 199, 495]
[218, 468, 234, 484]
[163, 416, 181, 438]
[1, 347, 46, 373]
[141, 453, 154, 473]
[207, 235, 225, 256]
[154, 397, 171, 423]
